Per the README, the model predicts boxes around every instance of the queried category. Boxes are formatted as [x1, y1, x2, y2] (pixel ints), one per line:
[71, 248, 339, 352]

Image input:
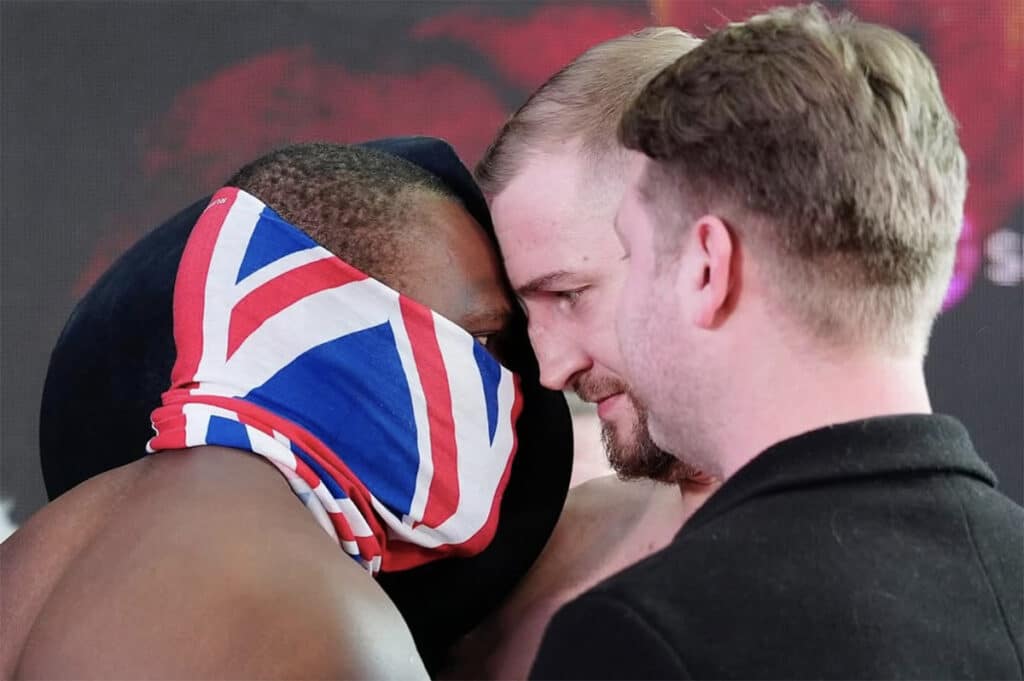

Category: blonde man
[445, 28, 719, 680]
[478, 27, 706, 487]
[533, 5, 1024, 678]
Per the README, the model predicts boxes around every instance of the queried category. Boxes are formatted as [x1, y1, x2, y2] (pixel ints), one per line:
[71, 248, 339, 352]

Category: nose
[528, 320, 592, 391]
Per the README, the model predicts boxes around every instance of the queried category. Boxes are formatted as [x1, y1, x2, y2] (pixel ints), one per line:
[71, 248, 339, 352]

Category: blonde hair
[475, 27, 701, 197]
[621, 4, 967, 356]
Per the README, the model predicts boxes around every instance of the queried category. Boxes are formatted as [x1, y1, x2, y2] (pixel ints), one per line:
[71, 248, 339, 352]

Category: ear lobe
[691, 215, 735, 329]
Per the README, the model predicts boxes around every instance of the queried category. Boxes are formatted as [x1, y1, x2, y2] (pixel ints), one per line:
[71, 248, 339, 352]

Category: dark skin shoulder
[442, 476, 717, 680]
[7, 448, 427, 680]
[1, 193, 507, 679]
[1, 456, 148, 677]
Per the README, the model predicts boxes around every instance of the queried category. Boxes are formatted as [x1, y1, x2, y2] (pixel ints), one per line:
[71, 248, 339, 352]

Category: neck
[715, 346, 932, 480]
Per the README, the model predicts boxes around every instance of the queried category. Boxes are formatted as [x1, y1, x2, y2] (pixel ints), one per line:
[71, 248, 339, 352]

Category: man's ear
[675, 215, 736, 330]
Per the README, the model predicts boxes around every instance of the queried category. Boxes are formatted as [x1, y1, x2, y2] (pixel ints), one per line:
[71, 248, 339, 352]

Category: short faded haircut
[620, 4, 967, 356]
[475, 27, 701, 197]
[227, 142, 458, 292]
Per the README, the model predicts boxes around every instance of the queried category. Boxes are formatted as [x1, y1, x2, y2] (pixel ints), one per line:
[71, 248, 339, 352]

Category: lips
[595, 392, 625, 420]
[573, 375, 629, 420]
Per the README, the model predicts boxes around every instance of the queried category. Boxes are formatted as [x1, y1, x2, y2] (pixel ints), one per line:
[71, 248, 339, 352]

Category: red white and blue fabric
[148, 187, 522, 573]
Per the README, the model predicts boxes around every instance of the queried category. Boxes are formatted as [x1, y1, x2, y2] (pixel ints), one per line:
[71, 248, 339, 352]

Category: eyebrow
[516, 270, 575, 297]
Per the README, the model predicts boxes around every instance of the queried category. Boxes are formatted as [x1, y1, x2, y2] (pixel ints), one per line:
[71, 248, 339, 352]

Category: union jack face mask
[148, 187, 522, 573]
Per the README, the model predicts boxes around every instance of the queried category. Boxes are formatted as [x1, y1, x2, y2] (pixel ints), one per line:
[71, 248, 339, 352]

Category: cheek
[621, 257, 667, 354]
[616, 265, 645, 344]
[589, 278, 625, 333]
[622, 258, 652, 312]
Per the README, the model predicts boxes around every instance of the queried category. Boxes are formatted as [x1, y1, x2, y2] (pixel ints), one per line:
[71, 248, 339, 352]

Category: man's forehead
[491, 150, 627, 288]
[491, 209, 594, 294]
[491, 155, 578, 227]
[505, 142, 626, 200]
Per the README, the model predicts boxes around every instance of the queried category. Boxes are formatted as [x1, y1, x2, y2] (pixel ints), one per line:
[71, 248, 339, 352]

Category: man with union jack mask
[3, 138, 572, 678]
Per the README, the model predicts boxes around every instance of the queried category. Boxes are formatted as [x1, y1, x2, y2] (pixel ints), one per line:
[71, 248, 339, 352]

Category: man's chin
[601, 423, 681, 484]
[601, 417, 708, 484]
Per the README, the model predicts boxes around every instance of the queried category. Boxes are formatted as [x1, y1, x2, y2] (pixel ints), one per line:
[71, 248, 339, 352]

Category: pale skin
[491, 142, 636, 425]
[443, 140, 719, 680]
[612, 153, 934, 479]
[0, 192, 513, 680]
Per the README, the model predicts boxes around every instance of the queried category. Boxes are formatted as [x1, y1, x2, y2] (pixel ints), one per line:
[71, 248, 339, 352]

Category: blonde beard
[600, 400, 705, 484]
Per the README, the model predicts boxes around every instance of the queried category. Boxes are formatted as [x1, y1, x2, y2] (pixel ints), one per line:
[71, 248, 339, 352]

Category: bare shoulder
[523, 475, 681, 592]
[1, 460, 148, 678]
[562, 474, 669, 515]
[442, 476, 683, 680]
[244, 524, 428, 680]
[13, 449, 427, 680]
